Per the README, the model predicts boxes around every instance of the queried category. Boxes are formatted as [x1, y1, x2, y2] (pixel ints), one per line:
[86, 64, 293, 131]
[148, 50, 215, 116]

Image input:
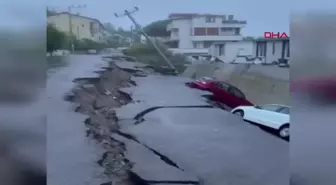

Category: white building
[47, 12, 107, 43]
[164, 13, 246, 55]
[211, 38, 290, 63]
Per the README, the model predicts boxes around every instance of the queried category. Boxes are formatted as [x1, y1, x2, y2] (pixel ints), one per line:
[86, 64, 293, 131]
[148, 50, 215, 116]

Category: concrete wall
[210, 41, 254, 62]
[182, 63, 290, 105]
[226, 74, 290, 105]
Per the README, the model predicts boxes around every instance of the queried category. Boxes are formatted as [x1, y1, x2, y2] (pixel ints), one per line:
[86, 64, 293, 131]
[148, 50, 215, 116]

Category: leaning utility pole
[114, 7, 178, 74]
[68, 4, 86, 53]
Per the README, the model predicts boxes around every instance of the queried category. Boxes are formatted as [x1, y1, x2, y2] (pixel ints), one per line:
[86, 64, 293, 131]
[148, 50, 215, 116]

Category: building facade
[47, 12, 106, 43]
[209, 38, 290, 63]
[165, 13, 247, 55]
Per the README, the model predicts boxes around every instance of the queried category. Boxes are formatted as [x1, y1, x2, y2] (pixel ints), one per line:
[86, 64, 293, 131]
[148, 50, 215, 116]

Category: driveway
[114, 75, 289, 185]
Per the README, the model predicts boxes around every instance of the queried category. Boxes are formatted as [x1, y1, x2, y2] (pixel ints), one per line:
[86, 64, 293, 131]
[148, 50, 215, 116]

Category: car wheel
[232, 110, 244, 117]
[278, 124, 290, 139]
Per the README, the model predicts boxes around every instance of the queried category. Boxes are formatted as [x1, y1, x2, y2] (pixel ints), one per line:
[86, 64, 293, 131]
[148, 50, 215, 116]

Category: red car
[186, 77, 215, 90]
[204, 80, 254, 108]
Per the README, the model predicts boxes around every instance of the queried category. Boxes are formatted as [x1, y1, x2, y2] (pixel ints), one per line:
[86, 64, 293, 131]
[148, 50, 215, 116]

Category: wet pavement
[47, 55, 109, 185]
[115, 74, 289, 185]
[1, 54, 289, 185]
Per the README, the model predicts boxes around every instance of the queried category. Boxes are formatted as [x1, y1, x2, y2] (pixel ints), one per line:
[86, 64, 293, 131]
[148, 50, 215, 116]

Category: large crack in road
[65, 56, 203, 185]
[64, 54, 288, 185]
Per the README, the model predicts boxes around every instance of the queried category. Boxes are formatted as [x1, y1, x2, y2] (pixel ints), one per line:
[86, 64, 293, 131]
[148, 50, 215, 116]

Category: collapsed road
[53, 53, 288, 185]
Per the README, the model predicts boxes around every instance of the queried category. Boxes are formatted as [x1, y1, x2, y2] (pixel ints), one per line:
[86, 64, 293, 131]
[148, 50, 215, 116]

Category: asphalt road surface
[115, 74, 289, 185]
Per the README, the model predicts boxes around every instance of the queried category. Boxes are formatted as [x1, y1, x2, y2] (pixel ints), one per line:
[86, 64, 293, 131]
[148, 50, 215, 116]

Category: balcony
[222, 20, 247, 24]
[191, 35, 243, 41]
[222, 20, 246, 28]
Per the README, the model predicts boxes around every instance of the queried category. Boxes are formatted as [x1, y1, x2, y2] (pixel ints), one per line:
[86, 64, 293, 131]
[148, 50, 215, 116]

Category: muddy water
[47, 55, 109, 185]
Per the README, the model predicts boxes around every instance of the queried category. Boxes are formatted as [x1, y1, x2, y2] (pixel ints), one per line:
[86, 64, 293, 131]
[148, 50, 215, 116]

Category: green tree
[143, 19, 171, 37]
[47, 24, 68, 52]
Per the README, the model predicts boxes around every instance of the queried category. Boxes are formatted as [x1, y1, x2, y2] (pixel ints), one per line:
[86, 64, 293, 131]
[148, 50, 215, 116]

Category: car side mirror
[254, 105, 262, 109]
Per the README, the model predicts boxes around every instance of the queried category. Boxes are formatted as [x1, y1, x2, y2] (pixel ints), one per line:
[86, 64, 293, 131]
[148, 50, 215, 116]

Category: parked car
[185, 77, 215, 90]
[204, 80, 254, 108]
[231, 104, 290, 139]
[87, 49, 97, 54]
[277, 58, 289, 68]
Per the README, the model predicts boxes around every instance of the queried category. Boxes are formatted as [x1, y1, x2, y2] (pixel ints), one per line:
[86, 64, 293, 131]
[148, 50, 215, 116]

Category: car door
[209, 81, 234, 107]
[275, 106, 290, 128]
[252, 104, 284, 129]
[227, 86, 248, 108]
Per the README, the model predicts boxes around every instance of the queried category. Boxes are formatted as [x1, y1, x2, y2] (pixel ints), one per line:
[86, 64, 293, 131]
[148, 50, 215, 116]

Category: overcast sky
[0, 0, 334, 36]
[45, 0, 336, 36]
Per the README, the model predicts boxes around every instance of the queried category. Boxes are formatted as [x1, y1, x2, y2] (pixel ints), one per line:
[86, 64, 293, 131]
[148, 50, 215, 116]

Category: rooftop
[47, 12, 105, 28]
[168, 13, 246, 24]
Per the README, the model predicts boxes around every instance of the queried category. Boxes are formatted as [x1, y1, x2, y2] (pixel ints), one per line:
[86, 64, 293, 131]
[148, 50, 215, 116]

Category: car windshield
[199, 77, 214, 81]
[278, 106, 290, 114]
[259, 104, 283, 112]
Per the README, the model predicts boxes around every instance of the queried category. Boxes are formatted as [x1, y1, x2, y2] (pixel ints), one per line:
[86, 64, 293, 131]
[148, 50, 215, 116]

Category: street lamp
[68, 4, 86, 53]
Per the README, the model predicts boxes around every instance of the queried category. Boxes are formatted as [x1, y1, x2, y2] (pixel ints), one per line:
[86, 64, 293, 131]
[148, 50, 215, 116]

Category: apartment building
[165, 13, 246, 55]
[47, 12, 107, 43]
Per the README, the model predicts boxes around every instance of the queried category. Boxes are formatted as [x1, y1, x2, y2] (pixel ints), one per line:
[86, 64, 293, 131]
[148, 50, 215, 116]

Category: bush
[124, 42, 190, 74]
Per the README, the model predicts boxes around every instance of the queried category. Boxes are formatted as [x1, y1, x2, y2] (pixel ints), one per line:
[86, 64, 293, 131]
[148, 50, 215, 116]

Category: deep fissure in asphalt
[115, 130, 184, 171]
[65, 58, 201, 185]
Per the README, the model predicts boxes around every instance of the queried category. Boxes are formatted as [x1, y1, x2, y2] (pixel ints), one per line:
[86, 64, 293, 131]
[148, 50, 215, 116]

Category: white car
[231, 104, 290, 139]
[87, 49, 97, 54]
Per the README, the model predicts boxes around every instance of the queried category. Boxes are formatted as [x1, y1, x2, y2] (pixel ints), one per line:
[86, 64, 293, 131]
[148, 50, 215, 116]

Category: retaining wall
[182, 63, 290, 105]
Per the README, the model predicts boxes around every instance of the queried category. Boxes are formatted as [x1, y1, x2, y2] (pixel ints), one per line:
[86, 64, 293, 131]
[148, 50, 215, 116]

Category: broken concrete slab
[112, 134, 199, 183]
[120, 107, 288, 185]
[113, 75, 288, 185]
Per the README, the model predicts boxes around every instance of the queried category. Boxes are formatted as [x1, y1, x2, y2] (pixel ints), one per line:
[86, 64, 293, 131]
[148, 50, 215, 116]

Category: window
[205, 16, 216, 23]
[206, 27, 219, 35]
[228, 15, 234, 20]
[259, 104, 282, 112]
[200, 77, 214, 81]
[272, 42, 275, 54]
[221, 27, 233, 32]
[278, 107, 290, 115]
[228, 87, 246, 99]
[203, 41, 213, 48]
[234, 28, 240, 35]
[194, 27, 206, 35]
[192, 42, 203, 48]
[212, 81, 230, 91]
